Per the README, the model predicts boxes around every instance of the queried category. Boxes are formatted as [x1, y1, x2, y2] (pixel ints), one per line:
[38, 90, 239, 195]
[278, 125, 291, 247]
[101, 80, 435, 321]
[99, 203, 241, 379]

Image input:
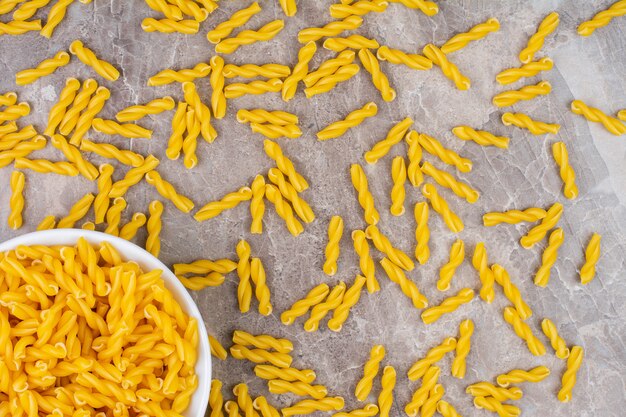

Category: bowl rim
[0, 229, 211, 417]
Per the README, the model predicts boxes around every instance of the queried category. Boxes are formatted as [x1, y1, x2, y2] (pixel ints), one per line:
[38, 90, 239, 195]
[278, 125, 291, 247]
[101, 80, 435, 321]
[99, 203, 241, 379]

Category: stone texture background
[1, 1, 626, 416]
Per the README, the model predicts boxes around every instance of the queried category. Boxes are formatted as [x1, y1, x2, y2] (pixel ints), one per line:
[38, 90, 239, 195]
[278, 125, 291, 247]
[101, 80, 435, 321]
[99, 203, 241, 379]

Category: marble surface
[1, 1, 626, 416]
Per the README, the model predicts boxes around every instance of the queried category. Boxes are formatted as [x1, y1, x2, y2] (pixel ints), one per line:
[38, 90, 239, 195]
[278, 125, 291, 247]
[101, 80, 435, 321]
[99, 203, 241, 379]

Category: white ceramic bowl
[0, 229, 211, 417]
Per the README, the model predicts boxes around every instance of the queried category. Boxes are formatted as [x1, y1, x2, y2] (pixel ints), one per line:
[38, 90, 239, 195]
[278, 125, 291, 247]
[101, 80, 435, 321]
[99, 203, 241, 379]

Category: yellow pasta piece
[323, 215, 344, 276]
[330, 0, 388, 18]
[492, 264, 532, 320]
[281, 283, 330, 325]
[194, 186, 252, 221]
[268, 380, 327, 399]
[404, 130, 424, 186]
[365, 224, 413, 270]
[323, 35, 380, 52]
[552, 141, 578, 199]
[14, 158, 79, 176]
[421, 384, 444, 417]
[0, 19, 41, 35]
[210, 379, 226, 417]
[520, 202, 563, 248]
[380, 257, 428, 308]
[376, 45, 431, 70]
[473, 396, 520, 416]
[534, 227, 564, 287]
[145, 0, 183, 20]
[436, 401, 461, 417]
[69, 40, 120, 81]
[358, 48, 396, 101]
[224, 78, 283, 99]
[298, 16, 362, 43]
[207, 2, 261, 43]
[570, 99, 626, 135]
[268, 168, 314, 223]
[471, 242, 495, 303]
[405, 366, 439, 416]
[57, 193, 95, 228]
[0, 126, 37, 151]
[250, 257, 272, 316]
[80, 139, 144, 167]
[497, 366, 550, 387]
[104, 196, 126, 236]
[541, 318, 570, 359]
[0, 122, 19, 141]
[441, 18, 500, 54]
[422, 183, 464, 233]
[421, 288, 474, 324]
[388, 0, 437, 14]
[165, 102, 187, 160]
[142, 18, 199, 34]
[422, 161, 479, 203]
[501, 111, 560, 135]
[503, 306, 546, 356]
[493, 80, 552, 107]
[233, 383, 258, 417]
[278, 0, 296, 16]
[265, 184, 304, 236]
[249, 122, 299, 139]
[450, 319, 474, 379]
[12, 0, 51, 20]
[350, 163, 380, 225]
[236, 240, 253, 313]
[36, 214, 55, 229]
[304, 63, 360, 98]
[466, 383, 523, 401]
[232, 330, 292, 353]
[39, 0, 71, 37]
[254, 365, 316, 384]
[0, 91, 17, 106]
[328, 275, 366, 331]
[69, 86, 111, 146]
[452, 125, 509, 148]
[253, 396, 281, 417]
[182, 81, 217, 143]
[365, 117, 412, 164]
[216, 20, 284, 54]
[182, 108, 200, 169]
[146, 200, 163, 257]
[170, 0, 209, 21]
[15, 50, 69, 86]
[59, 78, 98, 135]
[119, 212, 147, 240]
[580, 233, 601, 284]
[264, 139, 308, 192]
[51, 134, 98, 180]
[437, 239, 464, 291]
[108, 155, 159, 198]
[417, 132, 472, 172]
[0, 135, 47, 169]
[388, 156, 407, 215]
[377, 366, 395, 417]
[250, 174, 266, 234]
[496, 57, 553, 85]
[230, 345, 292, 367]
[408, 337, 456, 380]
[413, 202, 431, 266]
[352, 230, 379, 293]
[305, 51, 355, 87]
[209, 56, 226, 119]
[148, 62, 211, 86]
[303, 282, 346, 332]
[558, 345, 584, 402]
[282, 41, 317, 101]
[92, 118, 152, 139]
[578, 0, 626, 35]
[0, 102, 30, 122]
[144, 170, 194, 213]
[483, 207, 546, 226]
[333, 404, 378, 417]
[519, 12, 559, 63]
[224, 64, 290, 79]
[317, 101, 378, 140]
[116, 96, 175, 122]
[174, 258, 237, 275]
[422, 44, 470, 90]
[8, 171, 25, 230]
[282, 397, 345, 417]
[225, 401, 241, 417]
[238, 109, 298, 125]
[355, 345, 385, 401]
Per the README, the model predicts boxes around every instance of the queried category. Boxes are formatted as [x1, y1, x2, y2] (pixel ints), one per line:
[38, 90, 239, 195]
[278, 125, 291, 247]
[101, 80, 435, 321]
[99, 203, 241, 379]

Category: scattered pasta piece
[183, 81, 217, 142]
[557, 345, 584, 402]
[148, 62, 211, 86]
[421, 161, 479, 203]
[503, 306, 546, 356]
[142, 18, 200, 34]
[580, 233, 601, 284]
[147, 200, 164, 257]
[109, 154, 160, 198]
[254, 365, 316, 383]
[104, 196, 126, 236]
[250, 174, 266, 234]
[577, 0, 626, 36]
[421, 383, 444, 417]
[263, 141, 308, 188]
[279, 0, 297, 16]
[145, 170, 195, 213]
[323, 35, 380, 52]
[358, 48, 396, 101]
[408, 337, 456, 380]
[254, 395, 282, 417]
[57, 193, 95, 228]
[281, 283, 330, 325]
[0, 19, 42, 36]
[119, 212, 147, 240]
[501, 112, 560, 135]
[472, 242, 495, 303]
[328, 275, 366, 331]
[364, 117, 413, 164]
[414, 202, 430, 265]
[353, 230, 379, 293]
[182, 108, 200, 168]
[333, 404, 378, 417]
[233, 383, 259, 417]
[422, 183, 464, 233]
[166, 101, 187, 160]
[70, 40, 120, 81]
[380, 257, 428, 308]
[405, 366, 440, 416]
[40, 0, 74, 37]
[422, 43, 470, 90]
[492, 264, 533, 320]
[376, 46, 432, 70]
[210, 380, 225, 417]
[145, 0, 184, 20]
[421, 288, 474, 324]
[452, 319, 474, 378]
[194, 186, 252, 222]
[355, 345, 385, 401]
[69, 86, 111, 146]
[519, 12, 560, 63]
[81, 139, 145, 167]
[281, 397, 345, 417]
[304, 282, 346, 332]
[51, 134, 99, 180]
[330, 0, 388, 18]
[437, 401, 462, 417]
[466, 383, 523, 401]
[207, 2, 261, 44]
[0, 91, 17, 106]
[366, 224, 414, 270]
[251, 257, 272, 315]
[232, 330, 292, 353]
[317, 101, 378, 140]
[350, 163, 380, 225]
[210, 56, 227, 119]
[37, 214, 56, 230]
[174, 258, 237, 275]
[8, 170, 25, 230]
[265, 184, 305, 236]
[268, 380, 327, 399]
[437, 239, 464, 291]
[378, 366, 395, 417]
[116, 96, 175, 122]
[405, 130, 424, 186]
[520, 202, 563, 249]
[15, 50, 70, 85]
[496, 57, 553, 85]
[59, 78, 98, 136]
[304, 64, 360, 98]
[552, 141, 578, 199]
[570, 99, 626, 135]
[224, 78, 284, 99]
[483, 207, 547, 226]
[298, 16, 363, 43]
[0, 136, 47, 169]
[496, 366, 550, 387]
[216, 20, 285, 54]
[323, 215, 344, 276]
[493, 80, 552, 107]
[14, 157, 79, 176]
[236, 240, 253, 313]
[0, 102, 30, 122]
[473, 395, 521, 417]
[440, 18, 500, 54]
[415, 131, 472, 172]
[283, 41, 317, 101]
[390, 156, 407, 215]
[225, 63, 291, 79]
[541, 318, 570, 359]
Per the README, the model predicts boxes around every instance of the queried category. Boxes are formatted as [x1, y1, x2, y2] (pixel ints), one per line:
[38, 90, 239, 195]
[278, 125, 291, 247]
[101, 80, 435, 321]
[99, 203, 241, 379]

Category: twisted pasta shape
[238, 109, 298, 125]
[59, 78, 98, 135]
[496, 57, 554, 85]
[421, 288, 474, 324]
[317, 101, 378, 140]
[492, 264, 532, 320]
[466, 383, 523, 401]
[209, 379, 225, 417]
[502, 112, 560, 135]
[558, 345, 584, 402]
[323, 35, 380, 52]
[451, 319, 473, 378]
[207, 2, 261, 43]
[224, 401, 241, 417]
[232, 330, 292, 353]
[109, 155, 160, 198]
[39, 0, 72, 37]
[254, 365, 316, 383]
[51, 134, 99, 181]
[69, 40, 120, 81]
[303, 282, 345, 332]
[436, 401, 461, 417]
[389, 156, 407, 215]
[333, 404, 378, 417]
[0, 91, 17, 106]
[182, 81, 217, 143]
[174, 258, 237, 275]
[225, 64, 290, 80]
[376, 46, 432, 70]
[304, 63, 360, 98]
[14, 158, 79, 176]
[503, 306, 546, 356]
[8, 171, 25, 230]
[473, 396, 521, 417]
[145, 0, 183, 21]
[265, 184, 304, 236]
[216, 20, 285, 54]
[141, 18, 199, 34]
[471, 242, 495, 303]
[264, 139, 308, 192]
[251, 257, 272, 315]
[578, 0, 626, 36]
[0, 102, 30, 122]
[437, 239, 464, 291]
[12, 0, 52, 20]
[0, 126, 36, 151]
[194, 186, 252, 221]
[365, 224, 413, 271]
[619, 109, 626, 121]
[328, 275, 366, 331]
[330, 0, 388, 18]
[146, 200, 163, 257]
[232, 383, 257, 417]
[253, 396, 280, 417]
[521, 202, 563, 248]
[405, 366, 439, 416]
[145, 170, 195, 213]
[377, 366, 395, 417]
[414, 202, 430, 264]
[570, 99, 626, 135]
[116, 96, 175, 122]
[534, 227, 564, 287]
[182, 108, 200, 169]
[224, 78, 283, 99]
[519, 12, 560, 63]
[167, 0, 208, 21]
[0, 136, 47, 169]
[580, 233, 601, 284]
[0, 121, 18, 140]
[80, 139, 145, 167]
[119, 212, 147, 240]
[281, 283, 330, 325]
[148, 63, 211, 86]
[364, 117, 412, 164]
[422, 183, 464, 233]
[497, 366, 550, 387]
[236, 240, 253, 313]
[210, 56, 226, 119]
[405, 130, 424, 186]
[306, 51, 356, 88]
[323, 215, 344, 276]
[358, 48, 396, 101]
[552, 141, 578, 199]
[251, 123, 301, 139]
[493, 81, 552, 107]
[355, 344, 385, 401]
[277, 0, 296, 16]
[380, 257, 428, 308]
[441, 18, 500, 54]
[353, 230, 379, 293]
[268, 380, 327, 399]
[421, 161, 479, 203]
[420, 384, 444, 417]
[541, 318, 570, 359]
[15, 51, 70, 86]
[281, 397, 344, 417]
[166, 102, 187, 160]
[69, 86, 111, 146]
[408, 337, 456, 380]
[0, 19, 41, 35]
[282, 41, 317, 101]
[104, 197, 126, 236]
[37, 215, 56, 230]
[93, 118, 152, 139]
[422, 44, 470, 90]
[418, 133, 472, 172]
[250, 174, 266, 234]
[483, 207, 547, 226]
[388, 0, 437, 15]
[298, 16, 363, 43]
[350, 163, 380, 225]
[57, 193, 95, 228]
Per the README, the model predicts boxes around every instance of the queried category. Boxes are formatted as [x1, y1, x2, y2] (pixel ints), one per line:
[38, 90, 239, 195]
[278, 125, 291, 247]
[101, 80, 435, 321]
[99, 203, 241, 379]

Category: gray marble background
[1, 0, 625, 416]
